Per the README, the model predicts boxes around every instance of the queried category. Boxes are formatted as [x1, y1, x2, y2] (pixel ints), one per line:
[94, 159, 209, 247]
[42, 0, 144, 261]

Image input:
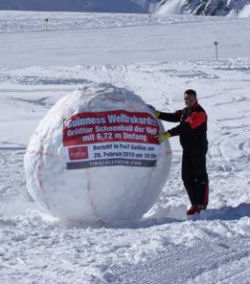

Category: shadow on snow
[112, 203, 250, 229]
[200, 202, 250, 221]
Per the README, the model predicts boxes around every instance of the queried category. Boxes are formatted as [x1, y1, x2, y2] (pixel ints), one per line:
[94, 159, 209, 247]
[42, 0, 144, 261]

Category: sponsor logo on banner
[63, 110, 160, 169]
[68, 146, 89, 160]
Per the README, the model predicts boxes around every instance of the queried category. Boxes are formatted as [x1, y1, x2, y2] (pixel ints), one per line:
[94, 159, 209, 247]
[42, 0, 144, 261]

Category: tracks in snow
[117, 237, 250, 284]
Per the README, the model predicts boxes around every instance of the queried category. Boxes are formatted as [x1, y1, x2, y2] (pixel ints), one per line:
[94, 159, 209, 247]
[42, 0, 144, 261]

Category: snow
[24, 83, 171, 225]
[1, 12, 250, 68]
[0, 10, 250, 283]
[155, 0, 186, 15]
[239, 3, 250, 18]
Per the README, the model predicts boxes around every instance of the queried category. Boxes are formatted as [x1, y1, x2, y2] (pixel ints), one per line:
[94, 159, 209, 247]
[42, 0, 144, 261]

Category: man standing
[152, 89, 209, 216]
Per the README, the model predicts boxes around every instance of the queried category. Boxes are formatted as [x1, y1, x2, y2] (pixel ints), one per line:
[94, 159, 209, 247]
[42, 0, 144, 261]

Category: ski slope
[1, 11, 250, 283]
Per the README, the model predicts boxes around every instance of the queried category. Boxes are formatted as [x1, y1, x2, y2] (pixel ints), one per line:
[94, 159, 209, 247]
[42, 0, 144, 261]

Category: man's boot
[186, 206, 201, 215]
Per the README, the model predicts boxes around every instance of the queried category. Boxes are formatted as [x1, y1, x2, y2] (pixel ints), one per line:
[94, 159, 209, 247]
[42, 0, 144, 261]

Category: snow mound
[239, 3, 250, 18]
[155, 0, 185, 15]
[24, 83, 172, 226]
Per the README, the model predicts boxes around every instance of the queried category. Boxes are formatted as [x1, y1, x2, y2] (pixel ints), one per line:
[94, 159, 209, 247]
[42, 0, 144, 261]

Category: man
[152, 89, 209, 215]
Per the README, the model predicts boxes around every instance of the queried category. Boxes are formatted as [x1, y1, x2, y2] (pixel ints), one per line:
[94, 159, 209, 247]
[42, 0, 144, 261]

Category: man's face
[184, 93, 197, 108]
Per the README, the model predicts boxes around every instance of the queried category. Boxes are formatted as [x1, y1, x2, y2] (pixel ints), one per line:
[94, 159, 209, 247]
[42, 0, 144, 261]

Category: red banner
[63, 110, 159, 146]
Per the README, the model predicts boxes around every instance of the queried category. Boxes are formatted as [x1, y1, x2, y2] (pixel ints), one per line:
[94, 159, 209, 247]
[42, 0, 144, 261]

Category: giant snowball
[24, 83, 172, 226]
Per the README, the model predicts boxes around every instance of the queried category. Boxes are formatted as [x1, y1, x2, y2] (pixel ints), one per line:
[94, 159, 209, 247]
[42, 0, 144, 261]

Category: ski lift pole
[214, 41, 218, 60]
[45, 18, 49, 31]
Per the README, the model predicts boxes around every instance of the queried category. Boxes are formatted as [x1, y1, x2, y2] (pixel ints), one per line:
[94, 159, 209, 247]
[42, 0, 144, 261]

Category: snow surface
[1, 10, 250, 283]
[24, 83, 171, 225]
[155, 0, 185, 15]
[239, 3, 250, 18]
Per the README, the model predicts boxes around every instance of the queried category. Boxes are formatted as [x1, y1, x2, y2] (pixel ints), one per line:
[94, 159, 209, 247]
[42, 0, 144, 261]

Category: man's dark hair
[185, 89, 197, 97]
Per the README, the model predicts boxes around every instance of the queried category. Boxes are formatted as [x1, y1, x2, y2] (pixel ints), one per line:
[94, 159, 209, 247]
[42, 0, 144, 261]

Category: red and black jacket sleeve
[158, 110, 182, 122]
[168, 109, 207, 137]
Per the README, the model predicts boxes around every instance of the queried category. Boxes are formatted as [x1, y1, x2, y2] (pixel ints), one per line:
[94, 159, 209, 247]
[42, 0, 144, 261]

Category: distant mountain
[0, 0, 162, 13]
[1, 0, 250, 16]
[156, 0, 250, 17]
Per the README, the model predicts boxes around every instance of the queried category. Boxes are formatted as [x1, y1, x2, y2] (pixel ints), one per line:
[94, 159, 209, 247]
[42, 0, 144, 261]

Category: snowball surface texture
[24, 83, 172, 226]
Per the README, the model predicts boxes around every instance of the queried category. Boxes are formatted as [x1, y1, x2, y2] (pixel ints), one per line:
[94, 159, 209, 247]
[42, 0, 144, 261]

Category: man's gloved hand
[147, 104, 160, 118]
[158, 131, 172, 143]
